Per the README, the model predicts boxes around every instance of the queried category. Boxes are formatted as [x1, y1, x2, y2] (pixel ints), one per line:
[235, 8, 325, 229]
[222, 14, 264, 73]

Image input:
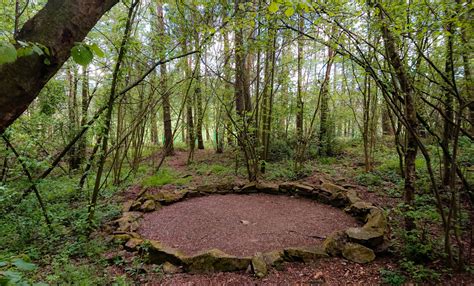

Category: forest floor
[103, 149, 473, 285]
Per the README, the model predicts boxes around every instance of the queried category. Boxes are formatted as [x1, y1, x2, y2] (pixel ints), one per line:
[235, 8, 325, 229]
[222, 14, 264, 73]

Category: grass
[141, 168, 191, 187]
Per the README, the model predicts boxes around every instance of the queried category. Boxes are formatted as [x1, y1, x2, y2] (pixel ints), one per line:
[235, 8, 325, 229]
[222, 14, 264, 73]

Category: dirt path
[138, 193, 359, 256]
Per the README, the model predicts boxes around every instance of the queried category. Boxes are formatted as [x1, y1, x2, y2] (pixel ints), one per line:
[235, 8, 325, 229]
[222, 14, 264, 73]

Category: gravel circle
[138, 193, 359, 257]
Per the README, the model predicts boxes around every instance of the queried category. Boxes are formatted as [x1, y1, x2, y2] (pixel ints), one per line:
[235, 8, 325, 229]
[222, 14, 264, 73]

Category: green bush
[400, 260, 441, 283]
[355, 172, 383, 186]
[379, 268, 406, 286]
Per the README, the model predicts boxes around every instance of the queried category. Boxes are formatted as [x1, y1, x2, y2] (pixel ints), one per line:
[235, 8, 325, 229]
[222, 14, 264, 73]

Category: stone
[130, 200, 143, 211]
[184, 249, 251, 273]
[283, 246, 328, 262]
[364, 208, 387, 231]
[240, 182, 258, 193]
[345, 227, 384, 248]
[115, 212, 142, 232]
[256, 182, 279, 194]
[251, 252, 267, 278]
[321, 182, 346, 193]
[322, 231, 347, 256]
[342, 243, 375, 263]
[346, 190, 362, 205]
[125, 238, 143, 251]
[279, 182, 314, 196]
[162, 262, 182, 274]
[153, 190, 187, 204]
[147, 240, 186, 266]
[262, 250, 284, 267]
[122, 200, 134, 212]
[345, 201, 375, 218]
[141, 200, 156, 212]
[113, 234, 131, 243]
[240, 220, 250, 225]
[318, 182, 350, 207]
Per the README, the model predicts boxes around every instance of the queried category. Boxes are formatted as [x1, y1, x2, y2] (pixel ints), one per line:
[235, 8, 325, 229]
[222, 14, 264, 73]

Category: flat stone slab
[138, 193, 359, 257]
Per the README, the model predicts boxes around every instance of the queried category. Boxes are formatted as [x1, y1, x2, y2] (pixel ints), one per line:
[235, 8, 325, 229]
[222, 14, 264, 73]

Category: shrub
[379, 268, 406, 286]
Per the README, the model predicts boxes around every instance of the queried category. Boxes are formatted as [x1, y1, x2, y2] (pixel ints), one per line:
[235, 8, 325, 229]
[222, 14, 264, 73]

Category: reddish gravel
[138, 194, 359, 256]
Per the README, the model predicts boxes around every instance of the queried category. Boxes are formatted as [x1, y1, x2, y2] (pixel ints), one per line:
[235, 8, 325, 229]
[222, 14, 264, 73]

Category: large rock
[193, 183, 236, 195]
[364, 208, 387, 231]
[115, 212, 142, 232]
[322, 231, 347, 256]
[279, 182, 314, 196]
[125, 238, 143, 251]
[162, 262, 182, 274]
[283, 246, 328, 262]
[346, 190, 362, 204]
[256, 182, 280, 194]
[147, 240, 186, 266]
[315, 182, 349, 207]
[251, 252, 267, 278]
[184, 249, 251, 273]
[345, 201, 375, 218]
[152, 190, 187, 204]
[345, 227, 384, 248]
[122, 200, 135, 212]
[140, 199, 157, 212]
[262, 250, 284, 267]
[240, 182, 259, 193]
[342, 243, 375, 263]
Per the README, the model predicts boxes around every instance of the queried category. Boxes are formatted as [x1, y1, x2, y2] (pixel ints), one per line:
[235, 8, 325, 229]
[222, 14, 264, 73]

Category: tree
[0, 0, 118, 133]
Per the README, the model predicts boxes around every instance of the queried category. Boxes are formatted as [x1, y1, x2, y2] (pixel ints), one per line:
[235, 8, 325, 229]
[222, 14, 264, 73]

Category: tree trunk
[0, 0, 118, 133]
[378, 4, 417, 231]
[194, 33, 204, 150]
[156, 0, 173, 155]
[319, 42, 336, 156]
[88, 0, 137, 224]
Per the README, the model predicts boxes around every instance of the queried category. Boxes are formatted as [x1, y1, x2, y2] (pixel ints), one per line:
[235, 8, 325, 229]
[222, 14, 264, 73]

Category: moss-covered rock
[153, 190, 187, 204]
[184, 249, 251, 273]
[115, 211, 142, 232]
[279, 182, 314, 196]
[322, 231, 347, 256]
[342, 243, 375, 263]
[262, 250, 284, 267]
[345, 227, 384, 248]
[113, 234, 131, 244]
[314, 182, 350, 207]
[346, 190, 362, 205]
[251, 252, 267, 278]
[345, 201, 375, 218]
[141, 200, 156, 212]
[122, 200, 135, 212]
[283, 246, 328, 262]
[162, 262, 182, 274]
[364, 208, 387, 231]
[125, 238, 143, 251]
[240, 182, 259, 193]
[256, 182, 280, 194]
[147, 240, 186, 266]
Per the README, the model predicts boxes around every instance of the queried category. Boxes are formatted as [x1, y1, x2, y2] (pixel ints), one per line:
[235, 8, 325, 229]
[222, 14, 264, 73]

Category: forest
[0, 0, 472, 285]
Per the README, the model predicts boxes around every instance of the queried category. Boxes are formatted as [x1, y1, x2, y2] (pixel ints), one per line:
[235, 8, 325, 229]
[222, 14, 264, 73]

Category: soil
[138, 193, 359, 256]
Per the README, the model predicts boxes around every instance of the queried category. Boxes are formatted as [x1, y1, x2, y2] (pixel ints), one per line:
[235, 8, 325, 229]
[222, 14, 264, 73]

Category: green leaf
[71, 44, 93, 66]
[284, 7, 295, 17]
[89, 43, 105, 58]
[268, 2, 280, 14]
[0, 261, 7, 267]
[0, 41, 18, 65]
[11, 258, 37, 271]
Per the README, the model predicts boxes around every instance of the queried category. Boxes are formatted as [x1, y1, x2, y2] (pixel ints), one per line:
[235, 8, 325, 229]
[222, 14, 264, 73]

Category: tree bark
[0, 0, 118, 134]
[378, 3, 418, 231]
[156, 0, 173, 155]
